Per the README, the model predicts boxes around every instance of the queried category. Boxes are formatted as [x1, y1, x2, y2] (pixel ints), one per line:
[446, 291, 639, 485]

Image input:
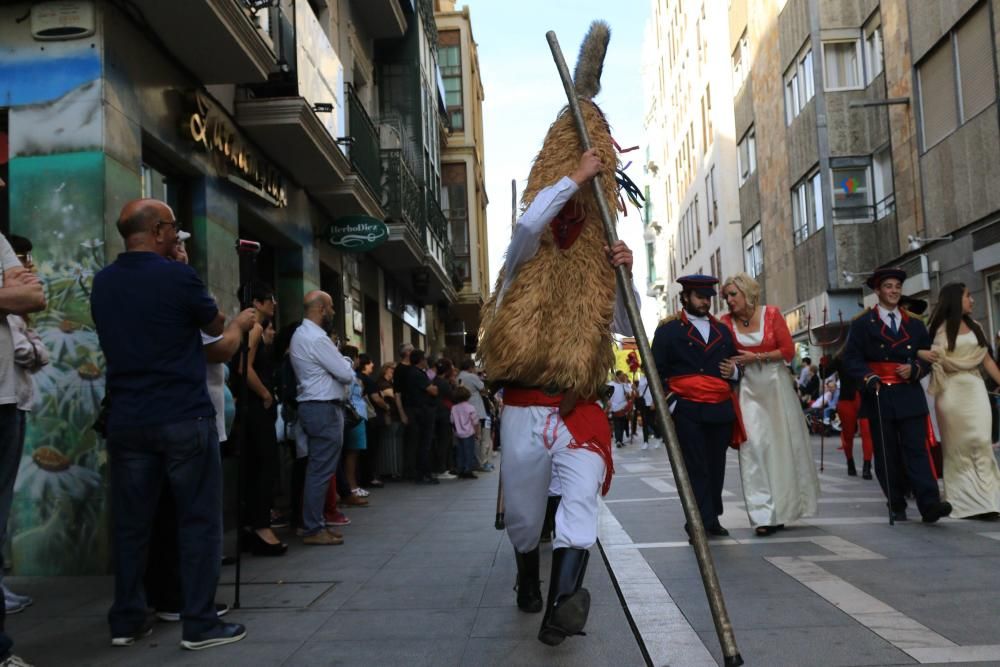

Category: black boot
[515, 548, 543, 613]
[540, 495, 561, 543]
[538, 548, 590, 646]
[846, 459, 857, 476]
[862, 460, 873, 480]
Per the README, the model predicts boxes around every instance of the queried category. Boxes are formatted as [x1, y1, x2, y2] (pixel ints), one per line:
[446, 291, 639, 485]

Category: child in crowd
[450, 386, 481, 479]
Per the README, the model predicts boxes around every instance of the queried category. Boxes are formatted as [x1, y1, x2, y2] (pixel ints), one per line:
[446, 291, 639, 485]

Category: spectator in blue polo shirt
[91, 198, 246, 652]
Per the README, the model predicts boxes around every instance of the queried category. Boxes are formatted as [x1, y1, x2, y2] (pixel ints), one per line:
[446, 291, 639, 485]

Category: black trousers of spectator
[612, 414, 628, 445]
[234, 397, 278, 530]
[639, 403, 658, 441]
[361, 418, 382, 482]
[414, 408, 435, 478]
[144, 482, 182, 613]
[403, 410, 419, 479]
[433, 410, 452, 473]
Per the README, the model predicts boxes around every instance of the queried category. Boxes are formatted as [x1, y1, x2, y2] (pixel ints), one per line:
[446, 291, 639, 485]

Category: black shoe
[156, 603, 230, 623]
[846, 459, 857, 477]
[416, 476, 440, 485]
[922, 501, 952, 523]
[862, 461, 873, 480]
[515, 548, 543, 614]
[111, 621, 153, 647]
[891, 509, 909, 522]
[459, 471, 478, 479]
[241, 529, 288, 557]
[221, 555, 237, 566]
[538, 548, 590, 646]
[754, 526, 777, 537]
[707, 525, 730, 537]
[180, 622, 247, 651]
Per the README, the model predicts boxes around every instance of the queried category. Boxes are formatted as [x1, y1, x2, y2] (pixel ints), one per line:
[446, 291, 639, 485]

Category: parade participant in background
[828, 347, 875, 479]
[922, 283, 1000, 520]
[607, 371, 631, 448]
[635, 373, 659, 450]
[653, 275, 742, 540]
[843, 267, 952, 523]
[477, 21, 639, 647]
[720, 272, 818, 537]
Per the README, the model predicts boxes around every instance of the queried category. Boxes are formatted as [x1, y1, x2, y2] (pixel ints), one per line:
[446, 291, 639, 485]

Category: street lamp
[907, 234, 953, 251]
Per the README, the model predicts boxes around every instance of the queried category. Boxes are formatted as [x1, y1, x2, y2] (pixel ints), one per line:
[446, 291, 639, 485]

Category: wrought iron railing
[381, 150, 423, 235]
[346, 84, 382, 199]
[426, 193, 449, 242]
[832, 195, 896, 223]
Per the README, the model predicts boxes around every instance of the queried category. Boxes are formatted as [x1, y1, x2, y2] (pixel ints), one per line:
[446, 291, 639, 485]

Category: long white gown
[736, 325, 819, 527]
[932, 330, 1000, 518]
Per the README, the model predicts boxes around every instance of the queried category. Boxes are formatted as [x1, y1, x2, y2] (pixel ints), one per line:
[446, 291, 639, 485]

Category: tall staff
[545, 30, 743, 666]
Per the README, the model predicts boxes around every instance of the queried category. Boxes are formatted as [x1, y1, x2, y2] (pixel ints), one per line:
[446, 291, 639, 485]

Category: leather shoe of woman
[242, 529, 288, 557]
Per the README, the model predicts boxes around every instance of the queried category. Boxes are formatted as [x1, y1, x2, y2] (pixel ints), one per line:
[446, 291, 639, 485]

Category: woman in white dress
[721, 273, 819, 536]
[921, 282, 1000, 520]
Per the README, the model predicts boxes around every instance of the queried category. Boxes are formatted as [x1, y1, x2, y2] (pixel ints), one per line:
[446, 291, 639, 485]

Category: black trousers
[674, 411, 731, 528]
[234, 397, 278, 529]
[433, 410, 452, 472]
[414, 408, 435, 477]
[144, 481, 182, 613]
[612, 415, 628, 444]
[868, 409, 940, 515]
[638, 403, 658, 441]
[403, 412, 419, 478]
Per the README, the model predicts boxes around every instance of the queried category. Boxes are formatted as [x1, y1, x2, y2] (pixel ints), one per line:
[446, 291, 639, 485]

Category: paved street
[7, 434, 1000, 666]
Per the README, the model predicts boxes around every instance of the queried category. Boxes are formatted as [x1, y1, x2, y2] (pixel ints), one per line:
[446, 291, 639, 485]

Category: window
[694, 195, 701, 249]
[442, 163, 470, 283]
[785, 45, 814, 124]
[705, 166, 717, 232]
[701, 85, 713, 150]
[646, 242, 657, 283]
[872, 146, 895, 218]
[823, 40, 862, 90]
[439, 33, 463, 131]
[792, 170, 823, 243]
[831, 165, 871, 221]
[864, 17, 883, 85]
[710, 248, 722, 311]
[916, 5, 995, 149]
[737, 127, 756, 185]
[732, 30, 749, 90]
[744, 224, 763, 278]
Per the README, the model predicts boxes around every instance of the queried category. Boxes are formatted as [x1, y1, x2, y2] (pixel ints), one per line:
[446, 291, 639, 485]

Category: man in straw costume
[842, 267, 951, 523]
[477, 21, 638, 646]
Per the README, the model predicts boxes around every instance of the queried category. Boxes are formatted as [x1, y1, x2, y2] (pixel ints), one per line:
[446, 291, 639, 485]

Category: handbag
[342, 400, 363, 429]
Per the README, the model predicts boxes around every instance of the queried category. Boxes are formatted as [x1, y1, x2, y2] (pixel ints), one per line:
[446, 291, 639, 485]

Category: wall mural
[3, 10, 110, 573]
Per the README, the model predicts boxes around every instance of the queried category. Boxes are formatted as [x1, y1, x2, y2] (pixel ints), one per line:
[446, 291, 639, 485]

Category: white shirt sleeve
[611, 282, 641, 336]
[498, 177, 580, 302]
[312, 337, 355, 384]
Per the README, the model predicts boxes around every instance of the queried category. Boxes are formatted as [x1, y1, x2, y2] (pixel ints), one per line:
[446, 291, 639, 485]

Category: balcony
[130, 0, 276, 83]
[351, 0, 408, 40]
[374, 150, 458, 303]
[345, 85, 382, 201]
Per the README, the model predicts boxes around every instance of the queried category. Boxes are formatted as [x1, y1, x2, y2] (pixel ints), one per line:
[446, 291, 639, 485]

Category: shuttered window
[918, 39, 959, 148]
[957, 5, 995, 120]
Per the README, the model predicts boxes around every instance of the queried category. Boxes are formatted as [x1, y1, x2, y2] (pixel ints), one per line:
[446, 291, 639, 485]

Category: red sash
[667, 375, 748, 449]
[503, 388, 614, 495]
[866, 362, 940, 478]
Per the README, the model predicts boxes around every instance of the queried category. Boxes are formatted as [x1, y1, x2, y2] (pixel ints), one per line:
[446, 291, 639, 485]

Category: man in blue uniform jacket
[652, 275, 743, 538]
[843, 267, 951, 523]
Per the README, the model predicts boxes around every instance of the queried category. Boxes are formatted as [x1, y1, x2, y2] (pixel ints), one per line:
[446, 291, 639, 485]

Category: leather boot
[540, 495, 561, 543]
[514, 548, 542, 613]
[538, 547, 590, 646]
[862, 460, 873, 480]
[846, 459, 857, 476]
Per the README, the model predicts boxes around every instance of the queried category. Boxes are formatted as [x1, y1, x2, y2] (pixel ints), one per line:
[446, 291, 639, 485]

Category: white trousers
[501, 405, 606, 552]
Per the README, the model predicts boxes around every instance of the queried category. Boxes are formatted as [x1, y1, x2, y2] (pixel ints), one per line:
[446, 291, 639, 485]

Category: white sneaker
[3, 585, 32, 608]
[4, 598, 26, 615]
[641, 442, 649, 450]
[436, 472, 458, 480]
[0, 655, 34, 667]
[351, 488, 370, 498]
[652, 439, 662, 449]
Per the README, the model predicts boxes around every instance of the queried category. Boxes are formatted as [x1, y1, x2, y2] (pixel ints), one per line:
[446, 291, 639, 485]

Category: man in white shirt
[635, 374, 659, 449]
[607, 371, 631, 447]
[290, 291, 355, 545]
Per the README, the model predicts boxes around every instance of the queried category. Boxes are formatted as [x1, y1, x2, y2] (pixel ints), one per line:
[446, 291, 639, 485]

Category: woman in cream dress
[921, 282, 1000, 520]
[721, 273, 819, 536]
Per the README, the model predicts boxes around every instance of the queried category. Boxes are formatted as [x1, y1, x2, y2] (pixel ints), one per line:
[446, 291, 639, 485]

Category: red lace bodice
[720, 305, 795, 362]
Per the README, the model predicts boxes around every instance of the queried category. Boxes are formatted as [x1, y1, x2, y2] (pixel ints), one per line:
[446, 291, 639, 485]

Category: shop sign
[185, 91, 288, 207]
[325, 216, 389, 252]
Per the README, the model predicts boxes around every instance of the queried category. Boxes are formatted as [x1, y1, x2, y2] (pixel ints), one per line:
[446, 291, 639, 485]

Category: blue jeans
[298, 402, 345, 535]
[0, 404, 19, 659]
[456, 435, 476, 473]
[107, 417, 222, 639]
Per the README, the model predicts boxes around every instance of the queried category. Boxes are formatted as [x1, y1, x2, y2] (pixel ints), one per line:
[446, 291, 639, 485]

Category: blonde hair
[721, 272, 761, 308]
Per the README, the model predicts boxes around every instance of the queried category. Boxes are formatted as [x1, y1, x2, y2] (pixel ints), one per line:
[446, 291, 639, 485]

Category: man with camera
[91, 199, 246, 651]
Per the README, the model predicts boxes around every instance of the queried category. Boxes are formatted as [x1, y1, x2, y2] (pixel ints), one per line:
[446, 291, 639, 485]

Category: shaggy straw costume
[479, 21, 630, 647]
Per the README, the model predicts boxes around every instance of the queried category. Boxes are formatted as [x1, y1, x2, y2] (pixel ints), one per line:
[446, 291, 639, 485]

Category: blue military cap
[677, 274, 719, 297]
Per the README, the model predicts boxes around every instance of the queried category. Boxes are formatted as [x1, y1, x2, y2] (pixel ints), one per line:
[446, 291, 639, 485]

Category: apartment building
[642, 0, 744, 320]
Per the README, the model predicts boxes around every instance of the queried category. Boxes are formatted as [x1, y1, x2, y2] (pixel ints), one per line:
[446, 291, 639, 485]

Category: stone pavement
[603, 432, 1000, 667]
[4, 454, 646, 667]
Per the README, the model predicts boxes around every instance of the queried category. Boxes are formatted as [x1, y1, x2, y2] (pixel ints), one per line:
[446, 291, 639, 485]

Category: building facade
[716, 0, 1000, 351]
[642, 0, 744, 321]
[434, 0, 489, 359]
[0, 0, 481, 574]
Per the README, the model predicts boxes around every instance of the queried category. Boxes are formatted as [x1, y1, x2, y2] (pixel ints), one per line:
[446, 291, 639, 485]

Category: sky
[458, 0, 659, 332]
